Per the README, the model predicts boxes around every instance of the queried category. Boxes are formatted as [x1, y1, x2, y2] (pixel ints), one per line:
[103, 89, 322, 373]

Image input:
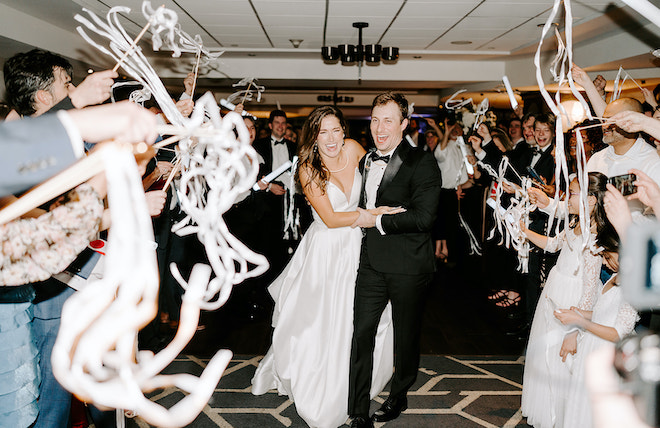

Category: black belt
[0, 284, 35, 303]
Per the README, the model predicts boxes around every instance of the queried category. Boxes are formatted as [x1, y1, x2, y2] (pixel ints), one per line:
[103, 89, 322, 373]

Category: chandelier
[321, 22, 399, 79]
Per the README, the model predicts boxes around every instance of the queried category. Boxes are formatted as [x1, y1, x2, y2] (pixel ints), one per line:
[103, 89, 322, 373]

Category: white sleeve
[376, 214, 386, 235]
[577, 249, 602, 311]
[613, 300, 640, 339]
[543, 231, 564, 253]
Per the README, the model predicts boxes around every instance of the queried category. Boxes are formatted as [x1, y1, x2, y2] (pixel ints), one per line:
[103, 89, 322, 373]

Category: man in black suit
[251, 110, 299, 283]
[348, 92, 442, 428]
[507, 116, 532, 176]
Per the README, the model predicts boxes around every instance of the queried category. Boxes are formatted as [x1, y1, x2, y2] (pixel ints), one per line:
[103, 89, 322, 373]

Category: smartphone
[608, 173, 637, 196]
[526, 166, 547, 185]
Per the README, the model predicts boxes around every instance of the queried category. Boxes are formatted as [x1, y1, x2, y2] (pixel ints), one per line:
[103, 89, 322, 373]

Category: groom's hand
[351, 207, 377, 229]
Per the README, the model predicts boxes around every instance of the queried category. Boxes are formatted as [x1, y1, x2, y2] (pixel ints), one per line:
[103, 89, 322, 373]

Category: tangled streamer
[170, 93, 269, 310]
[75, 1, 221, 127]
[110, 81, 152, 106]
[534, 0, 592, 250]
[51, 145, 232, 428]
[227, 77, 266, 104]
[482, 157, 533, 272]
[143, 2, 223, 65]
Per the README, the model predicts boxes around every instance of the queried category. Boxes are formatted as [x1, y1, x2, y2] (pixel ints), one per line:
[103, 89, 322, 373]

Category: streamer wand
[190, 48, 201, 99]
[240, 81, 254, 105]
[112, 4, 164, 72]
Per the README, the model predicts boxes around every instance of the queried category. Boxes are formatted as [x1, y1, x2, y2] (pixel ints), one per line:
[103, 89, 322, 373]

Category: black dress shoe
[350, 416, 373, 428]
[371, 396, 408, 422]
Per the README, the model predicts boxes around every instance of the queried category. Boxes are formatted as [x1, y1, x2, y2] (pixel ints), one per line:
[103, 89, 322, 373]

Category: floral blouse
[0, 183, 103, 286]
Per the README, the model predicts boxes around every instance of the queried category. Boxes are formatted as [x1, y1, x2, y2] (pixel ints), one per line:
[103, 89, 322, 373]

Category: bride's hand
[369, 206, 406, 216]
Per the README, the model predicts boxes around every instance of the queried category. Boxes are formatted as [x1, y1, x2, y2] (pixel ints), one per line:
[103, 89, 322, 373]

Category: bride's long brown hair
[295, 105, 347, 193]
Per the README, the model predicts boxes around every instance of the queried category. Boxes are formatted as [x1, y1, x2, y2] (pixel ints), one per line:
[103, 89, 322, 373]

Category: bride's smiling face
[316, 115, 344, 159]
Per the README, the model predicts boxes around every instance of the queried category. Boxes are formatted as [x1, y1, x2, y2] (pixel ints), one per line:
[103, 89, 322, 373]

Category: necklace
[327, 150, 349, 173]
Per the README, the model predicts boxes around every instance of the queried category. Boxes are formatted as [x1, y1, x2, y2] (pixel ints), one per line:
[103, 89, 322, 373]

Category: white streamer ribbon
[51, 145, 232, 428]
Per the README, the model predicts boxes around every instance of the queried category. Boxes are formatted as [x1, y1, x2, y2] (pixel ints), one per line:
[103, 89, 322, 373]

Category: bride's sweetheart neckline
[327, 167, 359, 203]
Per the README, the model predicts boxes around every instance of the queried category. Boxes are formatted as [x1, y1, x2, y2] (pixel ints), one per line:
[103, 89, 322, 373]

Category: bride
[251, 106, 397, 428]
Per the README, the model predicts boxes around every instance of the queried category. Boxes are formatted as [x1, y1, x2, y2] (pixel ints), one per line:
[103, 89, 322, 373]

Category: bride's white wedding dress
[251, 169, 394, 428]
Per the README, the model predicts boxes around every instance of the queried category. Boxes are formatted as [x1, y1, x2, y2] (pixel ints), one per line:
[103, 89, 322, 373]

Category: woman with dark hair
[566, 119, 605, 174]
[252, 105, 398, 428]
[520, 172, 618, 428]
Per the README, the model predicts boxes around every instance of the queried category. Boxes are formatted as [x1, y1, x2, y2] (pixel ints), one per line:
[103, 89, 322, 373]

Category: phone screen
[608, 173, 637, 196]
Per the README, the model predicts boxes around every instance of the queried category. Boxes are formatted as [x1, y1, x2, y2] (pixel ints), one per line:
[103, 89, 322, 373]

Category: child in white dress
[520, 172, 619, 428]
[555, 269, 639, 428]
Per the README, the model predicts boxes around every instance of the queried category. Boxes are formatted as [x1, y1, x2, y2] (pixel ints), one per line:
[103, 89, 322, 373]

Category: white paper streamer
[502, 76, 518, 110]
[533, 0, 592, 250]
[143, 1, 223, 65]
[444, 89, 473, 111]
[283, 156, 300, 241]
[226, 77, 266, 104]
[473, 98, 489, 131]
[456, 136, 475, 176]
[51, 145, 232, 428]
[219, 98, 256, 119]
[620, 0, 660, 29]
[170, 93, 269, 310]
[75, 1, 221, 127]
[481, 156, 532, 272]
[252, 159, 293, 191]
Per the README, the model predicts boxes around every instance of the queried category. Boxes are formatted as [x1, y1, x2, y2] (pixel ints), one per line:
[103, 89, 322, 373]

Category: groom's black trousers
[348, 244, 432, 417]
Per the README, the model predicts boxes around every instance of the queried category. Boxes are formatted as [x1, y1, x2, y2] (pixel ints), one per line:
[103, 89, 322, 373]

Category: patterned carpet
[124, 354, 532, 428]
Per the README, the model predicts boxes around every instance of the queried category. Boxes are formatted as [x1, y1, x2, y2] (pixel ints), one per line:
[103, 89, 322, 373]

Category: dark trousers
[348, 245, 431, 417]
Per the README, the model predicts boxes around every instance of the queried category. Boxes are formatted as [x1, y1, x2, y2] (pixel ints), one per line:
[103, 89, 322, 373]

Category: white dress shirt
[542, 137, 660, 221]
[365, 150, 392, 235]
[530, 144, 551, 168]
[435, 138, 468, 189]
[271, 137, 292, 190]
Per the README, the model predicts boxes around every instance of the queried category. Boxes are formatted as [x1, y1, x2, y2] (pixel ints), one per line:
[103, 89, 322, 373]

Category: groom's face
[370, 101, 408, 154]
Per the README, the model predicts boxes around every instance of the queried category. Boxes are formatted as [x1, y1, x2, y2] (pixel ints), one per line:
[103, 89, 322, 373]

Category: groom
[348, 92, 442, 427]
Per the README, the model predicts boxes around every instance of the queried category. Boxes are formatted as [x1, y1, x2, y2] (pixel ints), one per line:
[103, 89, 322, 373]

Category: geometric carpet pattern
[125, 354, 531, 428]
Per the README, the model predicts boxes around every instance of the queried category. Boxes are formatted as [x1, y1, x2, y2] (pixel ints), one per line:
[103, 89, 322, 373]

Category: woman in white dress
[520, 172, 619, 428]
[554, 271, 639, 428]
[251, 106, 398, 428]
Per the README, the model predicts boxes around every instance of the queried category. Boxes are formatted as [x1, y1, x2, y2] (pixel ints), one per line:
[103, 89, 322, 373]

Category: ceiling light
[450, 40, 472, 45]
[413, 55, 422, 59]
[321, 22, 399, 66]
[289, 39, 303, 48]
[247, 53, 256, 57]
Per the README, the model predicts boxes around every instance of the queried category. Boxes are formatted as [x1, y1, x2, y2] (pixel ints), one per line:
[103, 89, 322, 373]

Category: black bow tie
[273, 139, 285, 145]
[532, 147, 542, 155]
[371, 153, 391, 164]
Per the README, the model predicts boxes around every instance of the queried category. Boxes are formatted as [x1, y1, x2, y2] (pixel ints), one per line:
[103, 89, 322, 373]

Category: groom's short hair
[372, 92, 409, 123]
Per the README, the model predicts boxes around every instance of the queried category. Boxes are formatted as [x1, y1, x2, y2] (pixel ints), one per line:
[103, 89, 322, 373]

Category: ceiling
[0, 0, 659, 114]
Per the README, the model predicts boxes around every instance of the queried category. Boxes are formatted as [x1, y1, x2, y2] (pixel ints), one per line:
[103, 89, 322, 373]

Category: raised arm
[521, 221, 563, 252]
[571, 63, 608, 117]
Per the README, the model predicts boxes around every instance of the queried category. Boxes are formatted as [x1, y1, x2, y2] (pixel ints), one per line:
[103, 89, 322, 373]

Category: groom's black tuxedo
[358, 141, 442, 274]
[349, 141, 442, 418]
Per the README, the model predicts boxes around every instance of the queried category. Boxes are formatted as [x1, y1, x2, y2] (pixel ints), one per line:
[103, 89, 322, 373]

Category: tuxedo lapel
[358, 151, 372, 209]
[377, 141, 407, 201]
